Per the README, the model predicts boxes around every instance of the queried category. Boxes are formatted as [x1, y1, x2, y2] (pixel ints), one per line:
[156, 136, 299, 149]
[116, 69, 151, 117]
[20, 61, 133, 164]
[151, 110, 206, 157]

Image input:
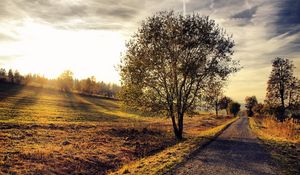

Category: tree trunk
[177, 112, 184, 140]
[170, 114, 180, 139]
[288, 90, 292, 107]
[215, 102, 218, 117]
[280, 89, 285, 109]
[279, 88, 285, 121]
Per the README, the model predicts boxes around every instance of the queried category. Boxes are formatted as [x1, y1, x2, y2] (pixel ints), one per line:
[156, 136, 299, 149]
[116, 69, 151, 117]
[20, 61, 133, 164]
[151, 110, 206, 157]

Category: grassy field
[249, 116, 300, 175]
[0, 83, 233, 174]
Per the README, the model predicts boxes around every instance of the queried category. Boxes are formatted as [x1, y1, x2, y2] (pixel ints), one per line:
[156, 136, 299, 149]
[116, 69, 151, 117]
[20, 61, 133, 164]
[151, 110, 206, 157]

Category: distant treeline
[0, 68, 120, 98]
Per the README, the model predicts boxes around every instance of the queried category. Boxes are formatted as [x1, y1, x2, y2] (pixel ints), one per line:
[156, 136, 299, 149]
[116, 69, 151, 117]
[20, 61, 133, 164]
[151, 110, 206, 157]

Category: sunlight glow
[3, 21, 126, 83]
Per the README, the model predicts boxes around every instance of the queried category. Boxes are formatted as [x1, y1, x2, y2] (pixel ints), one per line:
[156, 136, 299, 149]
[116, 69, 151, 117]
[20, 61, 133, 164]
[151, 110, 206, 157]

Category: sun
[5, 21, 126, 83]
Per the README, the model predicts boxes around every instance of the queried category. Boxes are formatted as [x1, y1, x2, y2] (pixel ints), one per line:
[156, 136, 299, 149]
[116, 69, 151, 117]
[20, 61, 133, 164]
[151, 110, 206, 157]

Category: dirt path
[173, 116, 277, 175]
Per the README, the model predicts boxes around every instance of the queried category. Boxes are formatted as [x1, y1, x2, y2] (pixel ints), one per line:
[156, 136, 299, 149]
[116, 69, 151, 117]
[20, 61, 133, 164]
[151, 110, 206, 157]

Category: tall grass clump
[255, 115, 299, 141]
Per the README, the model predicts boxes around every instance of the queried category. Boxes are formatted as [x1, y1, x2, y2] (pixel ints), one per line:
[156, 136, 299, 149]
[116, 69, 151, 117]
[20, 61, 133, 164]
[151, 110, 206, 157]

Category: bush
[228, 102, 241, 117]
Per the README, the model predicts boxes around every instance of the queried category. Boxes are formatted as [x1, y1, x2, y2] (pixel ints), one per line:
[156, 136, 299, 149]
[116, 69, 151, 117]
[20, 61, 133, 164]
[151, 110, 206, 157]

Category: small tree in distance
[219, 96, 233, 115]
[204, 79, 224, 117]
[229, 102, 241, 117]
[245, 96, 258, 117]
[58, 70, 74, 92]
[120, 11, 240, 140]
[14, 70, 22, 84]
[8, 69, 14, 83]
[0, 68, 7, 82]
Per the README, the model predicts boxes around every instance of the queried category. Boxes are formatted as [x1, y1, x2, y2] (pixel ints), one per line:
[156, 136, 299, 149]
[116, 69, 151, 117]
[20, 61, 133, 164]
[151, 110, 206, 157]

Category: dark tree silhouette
[265, 57, 300, 120]
[228, 102, 241, 117]
[14, 70, 22, 84]
[245, 96, 258, 117]
[120, 11, 239, 140]
[8, 69, 14, 83]
[0, 67, 121, 97]
[0, 68, 6, 82]
[219, 96, 233, 115]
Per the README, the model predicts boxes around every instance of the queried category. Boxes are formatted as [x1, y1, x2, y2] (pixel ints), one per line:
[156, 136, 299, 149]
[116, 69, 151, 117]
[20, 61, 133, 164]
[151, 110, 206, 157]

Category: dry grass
[249, 116, 300, 175]
[0, 123, 175, 174]
[0, 84, 233, 174]
[253, 116, 299, 142]
[110, 117, 238, 175]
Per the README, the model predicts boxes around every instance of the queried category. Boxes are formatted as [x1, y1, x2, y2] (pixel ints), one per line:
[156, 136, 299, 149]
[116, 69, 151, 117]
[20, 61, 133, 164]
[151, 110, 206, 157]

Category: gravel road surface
[173, 116, 277, 175]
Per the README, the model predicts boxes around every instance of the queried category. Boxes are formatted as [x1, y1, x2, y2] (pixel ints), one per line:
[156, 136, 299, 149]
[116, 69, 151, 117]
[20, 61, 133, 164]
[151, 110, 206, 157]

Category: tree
[265, 57, 300, 120]
[14, 70, 22, 84]
[8, 69, 14, 83]
[288, 79, 300, 111]
[119, 11, 239, 140]
[58, 70, 74, 92]
[110, 83, 121, 98]
[204, 79, 224, 116]
[0, 68, 6, 82]
[81, 76, 97, 95]
[245, 96, 258, 117]
[219, 96, 232, 115]
[253, 103, 264, 116]
[74, 79, 82, 92]
[228, 102, 241, 117]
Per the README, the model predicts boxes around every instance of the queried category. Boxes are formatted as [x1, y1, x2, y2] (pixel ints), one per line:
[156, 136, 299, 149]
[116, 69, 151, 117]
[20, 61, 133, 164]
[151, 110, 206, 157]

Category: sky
[0, 0, 299, 103]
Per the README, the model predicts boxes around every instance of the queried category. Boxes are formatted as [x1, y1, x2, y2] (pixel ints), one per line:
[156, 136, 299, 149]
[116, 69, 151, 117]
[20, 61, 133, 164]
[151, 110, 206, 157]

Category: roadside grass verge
[249, 116, 300, 175]
[110, 117, 238, 175]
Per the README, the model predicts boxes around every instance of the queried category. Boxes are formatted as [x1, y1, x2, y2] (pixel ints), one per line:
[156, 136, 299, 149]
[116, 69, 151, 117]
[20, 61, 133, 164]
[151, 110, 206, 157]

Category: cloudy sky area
[0, 0, 299, 102]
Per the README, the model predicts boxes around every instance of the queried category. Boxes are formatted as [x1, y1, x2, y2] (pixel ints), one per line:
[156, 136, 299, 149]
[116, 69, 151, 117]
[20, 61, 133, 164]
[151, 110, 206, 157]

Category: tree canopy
[245, 96, 258, 117]
[265, 57, 300, 120]
[120, 11, 239, 139]
[58, 70, 74, 92]
[204, 79, 224, 116]
[228, 102, 241, 117]
[219, 96, 233, 115]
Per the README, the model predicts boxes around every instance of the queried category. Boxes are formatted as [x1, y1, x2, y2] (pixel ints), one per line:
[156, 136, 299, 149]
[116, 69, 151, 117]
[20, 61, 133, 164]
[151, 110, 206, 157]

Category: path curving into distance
[173, 116, 277, 175]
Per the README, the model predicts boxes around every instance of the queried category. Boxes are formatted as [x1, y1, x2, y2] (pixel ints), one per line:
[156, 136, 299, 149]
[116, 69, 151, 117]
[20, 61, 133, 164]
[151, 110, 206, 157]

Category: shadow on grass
[6, 87, 42, 119]
[0, 82, 25, 101]
[79, 95, 120, 111]
[61, 93, 121, 122]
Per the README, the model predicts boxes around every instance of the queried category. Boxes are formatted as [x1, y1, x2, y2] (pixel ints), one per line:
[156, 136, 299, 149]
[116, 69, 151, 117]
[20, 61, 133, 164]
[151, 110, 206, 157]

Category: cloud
[231, 6, 258, 26]
[232, 6, 258, 19]
[6, 0, 154, 31]
[0, 55, 18, 67]
[183, 0, 300, 101]
[273, 0, 300, 35]
[0, 33, 17, 42]
[0, 0, 299, 102]
[14, 0, 88, 22]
